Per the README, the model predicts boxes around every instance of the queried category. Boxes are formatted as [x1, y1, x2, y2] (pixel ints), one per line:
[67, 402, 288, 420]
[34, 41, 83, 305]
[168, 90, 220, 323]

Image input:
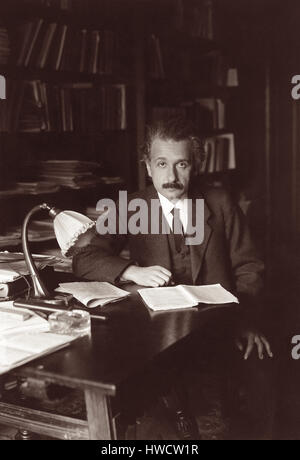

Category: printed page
[2, 331, 74, 354]
[0, 312, 49, 335]
[182, 284, 239, 304]
[56, 281, 130, 308]
[138, 286, 198, 311]
[0, 345, 32, 367]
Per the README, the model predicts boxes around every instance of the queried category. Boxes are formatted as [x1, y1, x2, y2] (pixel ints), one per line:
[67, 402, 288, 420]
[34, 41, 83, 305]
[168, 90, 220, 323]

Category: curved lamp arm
[22, 203, 61, 298]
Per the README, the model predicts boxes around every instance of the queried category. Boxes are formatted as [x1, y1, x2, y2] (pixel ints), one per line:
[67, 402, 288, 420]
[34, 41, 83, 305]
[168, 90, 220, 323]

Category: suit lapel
[188, 190, 213, 284]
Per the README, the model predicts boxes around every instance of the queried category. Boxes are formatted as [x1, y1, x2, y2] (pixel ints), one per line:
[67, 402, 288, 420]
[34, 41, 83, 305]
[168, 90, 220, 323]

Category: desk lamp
[13, 203, 95, 310]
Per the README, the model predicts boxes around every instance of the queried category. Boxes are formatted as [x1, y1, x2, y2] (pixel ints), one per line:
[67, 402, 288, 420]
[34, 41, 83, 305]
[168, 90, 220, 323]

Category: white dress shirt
[157, 192, 189, 234]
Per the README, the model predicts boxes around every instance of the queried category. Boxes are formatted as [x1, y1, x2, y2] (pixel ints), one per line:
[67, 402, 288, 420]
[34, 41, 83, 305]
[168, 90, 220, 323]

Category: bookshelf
[0, 0, 243, 251]
[0, 0, 144, 250]
[138, 0, 240, 190]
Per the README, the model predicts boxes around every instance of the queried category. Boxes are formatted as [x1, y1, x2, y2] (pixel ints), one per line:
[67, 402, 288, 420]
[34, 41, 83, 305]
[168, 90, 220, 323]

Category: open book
[138, 283, 239, 311]
[56, 281, 130, 308]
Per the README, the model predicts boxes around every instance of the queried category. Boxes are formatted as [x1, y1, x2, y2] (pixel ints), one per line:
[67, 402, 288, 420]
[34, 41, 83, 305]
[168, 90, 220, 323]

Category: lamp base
[13, 293, 108, 322]
[13, 292, 73, 314]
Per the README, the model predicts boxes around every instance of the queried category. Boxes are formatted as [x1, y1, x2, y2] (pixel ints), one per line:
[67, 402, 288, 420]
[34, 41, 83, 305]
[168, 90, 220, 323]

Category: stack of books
[0, 252, 59, 300]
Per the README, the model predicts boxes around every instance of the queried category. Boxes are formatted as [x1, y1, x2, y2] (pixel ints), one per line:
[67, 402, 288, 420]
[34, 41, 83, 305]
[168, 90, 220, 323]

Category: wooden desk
[0, 285, 237, 439]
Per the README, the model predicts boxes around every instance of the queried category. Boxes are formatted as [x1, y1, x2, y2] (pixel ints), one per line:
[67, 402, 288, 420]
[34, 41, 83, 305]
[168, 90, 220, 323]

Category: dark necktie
[171, 207, 184, 252]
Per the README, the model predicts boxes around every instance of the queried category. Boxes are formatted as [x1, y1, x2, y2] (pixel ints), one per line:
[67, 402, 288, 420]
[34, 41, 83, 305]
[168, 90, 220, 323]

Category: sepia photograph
[0, 0, 299, 442]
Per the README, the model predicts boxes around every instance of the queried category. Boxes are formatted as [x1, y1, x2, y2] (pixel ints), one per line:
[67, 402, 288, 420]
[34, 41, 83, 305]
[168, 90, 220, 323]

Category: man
[73, 117, 274, 438]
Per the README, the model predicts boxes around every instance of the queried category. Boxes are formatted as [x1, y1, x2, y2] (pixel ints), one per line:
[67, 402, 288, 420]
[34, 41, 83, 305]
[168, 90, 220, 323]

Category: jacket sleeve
[222, 192, 265, 303]
[72, 232, 134, 284]
[72, 203, 135, 284]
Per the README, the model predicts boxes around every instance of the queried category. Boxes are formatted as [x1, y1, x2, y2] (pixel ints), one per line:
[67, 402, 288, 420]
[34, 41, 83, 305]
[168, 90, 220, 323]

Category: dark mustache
[162, 182, 184, 190]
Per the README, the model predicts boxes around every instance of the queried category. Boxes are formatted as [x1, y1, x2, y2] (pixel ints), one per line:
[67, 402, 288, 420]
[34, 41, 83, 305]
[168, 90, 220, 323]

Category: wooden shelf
[0, 1, 138, 31]
[148, 79, 237, 100]
[0, 64, 131, 85]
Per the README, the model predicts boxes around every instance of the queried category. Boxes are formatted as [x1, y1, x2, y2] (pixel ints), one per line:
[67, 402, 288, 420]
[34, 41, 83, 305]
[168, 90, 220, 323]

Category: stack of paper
[0, 252, 60, 283]
[0, 305, 77, 374]
[36, 160, 102, 189]
[56, 281, 130, 308]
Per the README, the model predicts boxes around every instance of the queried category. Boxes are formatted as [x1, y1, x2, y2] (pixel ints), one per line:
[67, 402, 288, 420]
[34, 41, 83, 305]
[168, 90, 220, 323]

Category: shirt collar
[157, 192, 187, 215]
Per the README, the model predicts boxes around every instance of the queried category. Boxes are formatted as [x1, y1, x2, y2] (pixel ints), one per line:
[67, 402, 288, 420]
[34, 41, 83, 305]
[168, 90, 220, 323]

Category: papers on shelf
[138, 283, 239, 311]
[0, 252, 60, 282]
[56, 281, 130, 308]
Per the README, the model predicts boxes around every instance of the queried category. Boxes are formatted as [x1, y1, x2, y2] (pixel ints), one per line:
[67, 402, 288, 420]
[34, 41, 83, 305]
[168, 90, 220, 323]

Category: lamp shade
[53, 210, 95, 257]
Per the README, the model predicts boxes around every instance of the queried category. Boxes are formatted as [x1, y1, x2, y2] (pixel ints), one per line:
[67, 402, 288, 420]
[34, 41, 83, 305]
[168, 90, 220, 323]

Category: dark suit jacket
[73, 184, 264, 306]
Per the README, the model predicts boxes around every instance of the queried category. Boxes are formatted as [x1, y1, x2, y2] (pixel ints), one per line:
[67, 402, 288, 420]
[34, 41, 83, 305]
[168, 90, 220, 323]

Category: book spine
[24, 18, 44, 67]
[55, 24, 68, 70]
[39, 23, 57, 69]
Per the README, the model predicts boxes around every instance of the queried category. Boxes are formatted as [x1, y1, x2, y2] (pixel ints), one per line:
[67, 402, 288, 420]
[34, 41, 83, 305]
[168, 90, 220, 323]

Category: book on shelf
[0, 26, 10, 65]
[201, 133, 235, 174]
[172, 0, 215, 40]
[138, 283, 238, 312]
[37, 22, 57, 68]
[151, 98, 226, 132]
[8, 80, 127, 133]
[195, 98, 225, 130]
[15, 19, 117, 75]
[148, 34, 165, 80]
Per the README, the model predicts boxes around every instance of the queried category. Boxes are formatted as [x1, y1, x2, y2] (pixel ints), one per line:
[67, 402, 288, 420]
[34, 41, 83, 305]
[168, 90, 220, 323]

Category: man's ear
[145, 158, 152, 178]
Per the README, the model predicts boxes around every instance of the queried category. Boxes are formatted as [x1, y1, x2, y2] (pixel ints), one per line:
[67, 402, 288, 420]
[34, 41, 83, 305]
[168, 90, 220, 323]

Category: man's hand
[235, 330, 273, 360]
[121, 265, 172, 287]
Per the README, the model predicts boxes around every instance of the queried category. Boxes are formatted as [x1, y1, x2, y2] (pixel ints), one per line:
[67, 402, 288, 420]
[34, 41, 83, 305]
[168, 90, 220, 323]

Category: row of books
[151, 98, 226, 131]
[200, 133, 236, 174]
[16, 19, 117, 75]
[148, 35, 238, 86]
[0, 27, 10, 65]
[172, 0, 215, 39]
[3, 80, 127, 132]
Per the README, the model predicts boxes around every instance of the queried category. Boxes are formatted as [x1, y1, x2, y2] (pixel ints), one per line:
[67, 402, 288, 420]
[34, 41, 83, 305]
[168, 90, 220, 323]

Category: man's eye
[157, 161, 166, 167]
[178, 162, 189, 168]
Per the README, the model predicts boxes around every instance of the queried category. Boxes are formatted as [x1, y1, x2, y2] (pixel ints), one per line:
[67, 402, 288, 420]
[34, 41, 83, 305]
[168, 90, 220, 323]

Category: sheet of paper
[0, 345, 32, 366]
[3, 332, 74, 354]
[56, 281, 130, 308]
[138, 286, 197, 311]
[183, 284, 239, 304]
[0, 312, 49, 335]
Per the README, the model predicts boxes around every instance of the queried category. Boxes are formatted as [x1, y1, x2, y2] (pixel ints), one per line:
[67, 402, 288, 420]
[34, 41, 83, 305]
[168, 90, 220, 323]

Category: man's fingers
[254, 336, 264, 360]
[235, 339, 243, 352]
[154, 266, 172, 277]
[244, 336, 254, 360]
[260, 336, 273, 358]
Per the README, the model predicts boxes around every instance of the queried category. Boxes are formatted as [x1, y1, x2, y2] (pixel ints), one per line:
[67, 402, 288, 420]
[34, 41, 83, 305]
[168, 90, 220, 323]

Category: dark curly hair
[142, 116, 205, 175]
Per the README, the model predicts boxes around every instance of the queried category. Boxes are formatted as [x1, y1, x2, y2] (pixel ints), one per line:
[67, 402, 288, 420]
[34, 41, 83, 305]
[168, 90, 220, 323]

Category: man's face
[146, 138, 192, 202]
